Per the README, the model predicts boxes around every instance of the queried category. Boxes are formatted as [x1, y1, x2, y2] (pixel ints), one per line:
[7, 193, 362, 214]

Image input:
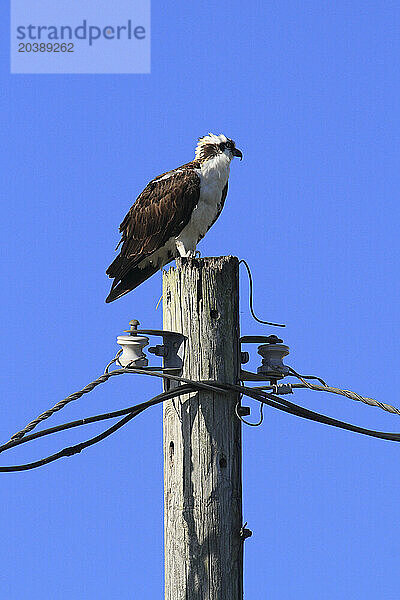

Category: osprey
[105, 133, 242, 303]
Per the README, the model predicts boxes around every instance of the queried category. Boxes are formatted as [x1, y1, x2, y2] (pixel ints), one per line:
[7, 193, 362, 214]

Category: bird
[105, 133, 243, 303]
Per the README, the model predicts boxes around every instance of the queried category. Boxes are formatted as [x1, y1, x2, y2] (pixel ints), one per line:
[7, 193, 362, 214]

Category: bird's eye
[226, 142, 233, 149]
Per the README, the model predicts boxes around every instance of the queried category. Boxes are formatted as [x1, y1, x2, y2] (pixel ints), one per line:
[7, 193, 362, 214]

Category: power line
[3, 374, 400, 473]
[287, 367, 400, 416]
[239, 259, 286, 327]
[0, 384, 195, 455]
[0, 386, 194, 472]
[215, 381, 400, 442]
[9, 366, 227, 443]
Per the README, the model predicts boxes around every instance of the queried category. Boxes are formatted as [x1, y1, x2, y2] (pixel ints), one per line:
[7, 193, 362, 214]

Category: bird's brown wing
[106, 167, 200, 284]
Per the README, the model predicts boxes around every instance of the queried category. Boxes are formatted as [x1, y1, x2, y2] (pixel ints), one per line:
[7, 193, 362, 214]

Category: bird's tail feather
[105, 262, 160, 303]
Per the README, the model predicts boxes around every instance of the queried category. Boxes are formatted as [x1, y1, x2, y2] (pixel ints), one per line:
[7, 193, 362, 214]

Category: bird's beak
[233, 148, 243, 160]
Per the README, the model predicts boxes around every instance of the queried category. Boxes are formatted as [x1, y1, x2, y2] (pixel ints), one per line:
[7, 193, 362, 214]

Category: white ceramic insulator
[257, 343, 290, 374]
[116, 335, 149, 368]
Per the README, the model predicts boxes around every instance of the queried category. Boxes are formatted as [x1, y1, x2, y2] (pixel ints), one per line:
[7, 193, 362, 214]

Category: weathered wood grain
[163, 256, 243, 600]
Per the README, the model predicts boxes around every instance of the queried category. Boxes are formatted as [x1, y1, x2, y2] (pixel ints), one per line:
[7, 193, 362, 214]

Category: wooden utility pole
[162, 256, 243, 600]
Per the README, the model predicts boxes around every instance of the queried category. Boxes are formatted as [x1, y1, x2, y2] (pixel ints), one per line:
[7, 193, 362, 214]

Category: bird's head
[194, 133, 243, 163]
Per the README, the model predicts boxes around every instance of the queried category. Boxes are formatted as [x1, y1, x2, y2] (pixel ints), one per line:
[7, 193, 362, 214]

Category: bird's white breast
[175, 154, 231, 254]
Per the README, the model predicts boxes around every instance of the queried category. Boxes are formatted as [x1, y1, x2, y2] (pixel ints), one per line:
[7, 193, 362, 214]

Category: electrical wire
[104, 349, 122, 374]
[258, 390, 400, 442]
[0, 413, 138, 472]
[239, 259, 285, 328]
[0, 385, 195, 456]
[287, 370, 328, 387]
[3, 373, 400, 471]
[0, 386, 194, 472]
[251, 369, 400, 417]
[287, 367, 400, 416]
[214, 382, 400, 443]
[235, 401, 264, 427]
[9, 366, 227, 443]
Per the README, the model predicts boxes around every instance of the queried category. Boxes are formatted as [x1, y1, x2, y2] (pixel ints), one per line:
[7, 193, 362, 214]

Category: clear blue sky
[1, 1, 400, 597]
